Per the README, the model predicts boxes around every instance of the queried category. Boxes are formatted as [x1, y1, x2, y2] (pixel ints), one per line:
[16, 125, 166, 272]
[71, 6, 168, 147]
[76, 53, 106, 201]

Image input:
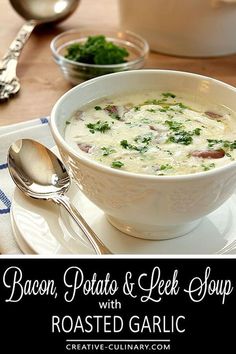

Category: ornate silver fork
[0, 21, 36, 101]
[0, 0, 80, 101]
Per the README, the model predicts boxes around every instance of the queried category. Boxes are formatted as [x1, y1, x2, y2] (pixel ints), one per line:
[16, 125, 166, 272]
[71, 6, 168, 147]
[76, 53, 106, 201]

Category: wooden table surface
[1, 0, 236, 126]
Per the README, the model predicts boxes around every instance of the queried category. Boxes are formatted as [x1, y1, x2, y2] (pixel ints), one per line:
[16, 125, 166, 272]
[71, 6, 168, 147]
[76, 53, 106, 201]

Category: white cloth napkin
[0, 118, 55, 254]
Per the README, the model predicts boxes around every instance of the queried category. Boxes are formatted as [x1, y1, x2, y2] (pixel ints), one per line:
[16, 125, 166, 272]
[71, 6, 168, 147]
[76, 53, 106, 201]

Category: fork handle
[0, 20, 36, 99]
[53, 194, 112, 255]
[1, 20, 36, 67]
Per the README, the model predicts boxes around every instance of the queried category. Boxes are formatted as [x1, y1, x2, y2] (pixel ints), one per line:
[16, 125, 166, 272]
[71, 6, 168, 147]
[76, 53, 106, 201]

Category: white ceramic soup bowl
[50, 70, 236, 240]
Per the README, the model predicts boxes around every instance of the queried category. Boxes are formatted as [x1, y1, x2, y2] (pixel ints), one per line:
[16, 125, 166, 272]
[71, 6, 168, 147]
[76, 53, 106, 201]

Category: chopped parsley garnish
[101, 147, 116, 156]
[104, 105, 121, 120]
[165, 150, 173, 156]
[111, 161, 124, 168]
[134, 133, 153, 144]
[225, 152, 234, 160]
[142, 98, 190, 112]
[162, 92, 176, 99]
[109, 113, 120, 120]
[65, 35, 129, 65]
[120, 139, 148, 153]
[120, 139, 139, 150]
[165, 120, 183, 131]
[193, 128, 201, 136]
[86, 120, 110, 133]
[120, 139, 131, 149]
[160, 164, 172, 171]
[168, 131, 193, 145]
[94, 105, 102, 110]
[137, 146, 149, 153]
[177, 102, 189, 110]
[65, 120, 71, 125]
[207, 139, 236, 150]
[144, 99, 167, 105]
[167, 127, 202, 145]
[146, 108, 156, 113]
[207, 139, 222, 148]
[134, 106, 140, 112]
[201, 163, 215, 171]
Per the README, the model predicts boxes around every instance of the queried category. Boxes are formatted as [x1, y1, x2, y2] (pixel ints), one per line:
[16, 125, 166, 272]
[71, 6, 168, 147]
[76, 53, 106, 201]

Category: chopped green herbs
[109, 113, 121, 120]
[225, 152, 234, 160]
[167, 131, 193, 145]
[162, 92, 176, 99]
[165, 150, 173, 156]
[165, 120, 183, 131]
[160, 164, 172, 171]
[101, 147, 116, 156]
[65, 121, 71, 125]
[207, 139, 222, 148]
[193, 128, 201, 136]
[167, 127, 202, 145]
[111, 161, 124, 168]
[104, 105, 121, 120]
[146, 108, 156, 113]
[65, 35, 129, 65]
[120, 139, 139, 151]
[137, 146, 148, 153]
[142, 98, 191, 113]
[134, 133, 153, 144]
[207, 139, 236, 150]
[86, 120, 110, 133]
[201, 163, 215, 171]
[177, 102, 189, 110]
[94, 105, 102, 110]
[120, 139, 149, 153]
[144, 99, 166, 105]
[120, 139, 131, 149]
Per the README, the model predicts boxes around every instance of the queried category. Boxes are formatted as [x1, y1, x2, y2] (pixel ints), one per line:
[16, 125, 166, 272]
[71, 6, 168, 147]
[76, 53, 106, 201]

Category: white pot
[119, 0, 236, 57]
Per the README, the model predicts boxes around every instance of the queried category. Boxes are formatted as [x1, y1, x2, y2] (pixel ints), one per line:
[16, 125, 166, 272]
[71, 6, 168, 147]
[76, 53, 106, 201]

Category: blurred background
[0, 0, 236, 123]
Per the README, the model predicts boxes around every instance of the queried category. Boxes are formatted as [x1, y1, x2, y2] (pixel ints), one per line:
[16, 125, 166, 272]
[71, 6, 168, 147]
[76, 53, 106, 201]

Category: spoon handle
[0, 20, 36, 100]
[53, 194, 112, 255]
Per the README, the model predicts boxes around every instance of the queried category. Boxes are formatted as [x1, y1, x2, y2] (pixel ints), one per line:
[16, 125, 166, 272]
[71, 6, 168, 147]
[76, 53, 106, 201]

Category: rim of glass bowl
[50, 28, 149, 69]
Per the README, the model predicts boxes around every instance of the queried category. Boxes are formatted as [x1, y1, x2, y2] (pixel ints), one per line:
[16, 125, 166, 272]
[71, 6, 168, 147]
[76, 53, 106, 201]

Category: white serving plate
[11, 180, 236, 255]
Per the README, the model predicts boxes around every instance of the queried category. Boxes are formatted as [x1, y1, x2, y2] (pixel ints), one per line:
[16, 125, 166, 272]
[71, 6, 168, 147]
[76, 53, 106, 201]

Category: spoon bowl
[8, 139, 70, 197]
[8, 139, 111, 254]
[10, 0, 80, 24]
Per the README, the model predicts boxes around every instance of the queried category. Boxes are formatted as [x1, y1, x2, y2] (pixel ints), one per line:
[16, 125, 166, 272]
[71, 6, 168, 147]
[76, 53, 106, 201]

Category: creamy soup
[65, 91, 236, 176]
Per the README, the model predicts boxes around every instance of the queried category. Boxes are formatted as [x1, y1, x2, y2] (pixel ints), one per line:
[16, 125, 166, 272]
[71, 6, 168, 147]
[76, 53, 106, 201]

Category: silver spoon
[0, 0, 80, 100]
[8, 139, 111, 255]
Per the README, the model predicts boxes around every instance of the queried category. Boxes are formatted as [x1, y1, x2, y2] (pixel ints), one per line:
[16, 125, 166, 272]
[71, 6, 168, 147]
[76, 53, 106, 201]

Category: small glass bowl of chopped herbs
[50, 28, 149, 84]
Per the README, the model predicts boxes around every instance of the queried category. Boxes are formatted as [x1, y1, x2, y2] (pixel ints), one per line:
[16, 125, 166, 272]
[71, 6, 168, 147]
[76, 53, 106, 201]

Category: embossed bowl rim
[50, 69, 236, 181]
